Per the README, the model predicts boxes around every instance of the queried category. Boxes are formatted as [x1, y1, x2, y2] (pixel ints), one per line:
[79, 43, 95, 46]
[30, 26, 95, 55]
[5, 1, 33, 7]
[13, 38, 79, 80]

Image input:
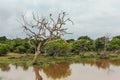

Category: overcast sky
[0, 0, 120, 39]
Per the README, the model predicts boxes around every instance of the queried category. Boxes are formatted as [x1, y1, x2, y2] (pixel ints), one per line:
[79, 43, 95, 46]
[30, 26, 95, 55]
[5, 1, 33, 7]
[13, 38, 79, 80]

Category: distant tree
[66, 39, 75, 43]
[95, 35, 110, 52]
[95, 34, 110, 58]
[21, 12, 73, 64]
[8, 38, 35, 54]
[43, 38, 71, 57]
[113, 36, 120, 39]
[108, 35, 120, 51]
[0, 43, 9, 56]
[95, 37, 105, 51]
[14, 45, 26, 54]
[72, 36, 94, 55]
[78, 36, 91, 40]
[0, 36, 7, 42]
[9, 38, 24, 53]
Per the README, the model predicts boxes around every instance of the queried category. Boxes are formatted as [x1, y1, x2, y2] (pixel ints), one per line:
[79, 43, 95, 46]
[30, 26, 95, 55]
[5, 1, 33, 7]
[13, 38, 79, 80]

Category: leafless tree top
[21, 12, 73, 41]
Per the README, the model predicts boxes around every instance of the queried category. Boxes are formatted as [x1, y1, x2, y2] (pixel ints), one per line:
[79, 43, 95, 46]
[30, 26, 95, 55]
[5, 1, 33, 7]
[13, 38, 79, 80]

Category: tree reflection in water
[0, 63, 10, 72]
[13, 63, 29, 71]
[33, 62, 71, 80]
[33, 65, 43, 80]
[110, 60, 120, 66]
[95, 60, 110, 69]
[23, 65, 29, 71]
[42, 62, 71, 80]
[78, 60, 110, 69]
[0, 60, 120, 80]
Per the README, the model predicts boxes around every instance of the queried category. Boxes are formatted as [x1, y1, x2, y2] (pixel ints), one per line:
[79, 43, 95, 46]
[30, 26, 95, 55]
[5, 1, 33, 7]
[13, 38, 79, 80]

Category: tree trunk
[33, 51, 41, 65]
[33, 40, 47, 64]
[33, 44, 42, 64]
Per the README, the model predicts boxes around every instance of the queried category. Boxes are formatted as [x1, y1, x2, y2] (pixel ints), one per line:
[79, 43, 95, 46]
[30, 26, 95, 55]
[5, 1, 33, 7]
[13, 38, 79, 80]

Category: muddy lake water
[0, 60, 120, 80]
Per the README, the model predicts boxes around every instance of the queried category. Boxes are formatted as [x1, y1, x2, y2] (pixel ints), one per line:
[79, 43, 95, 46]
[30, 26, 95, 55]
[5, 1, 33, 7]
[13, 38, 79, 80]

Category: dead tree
[103, 34, 110, 53]
[21, 12, 73, 64]
[100, 34, 110, 59]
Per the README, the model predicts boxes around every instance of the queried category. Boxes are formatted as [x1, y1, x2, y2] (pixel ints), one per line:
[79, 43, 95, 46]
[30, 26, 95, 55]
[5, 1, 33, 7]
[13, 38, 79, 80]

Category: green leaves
[43, 39, 70, 57]
[95, 37, 106, 51]
[72, 36, 94, 54]
[0, 43, 9, 56]
[0, 35, 120, 56]
[108, 36, 120, 50]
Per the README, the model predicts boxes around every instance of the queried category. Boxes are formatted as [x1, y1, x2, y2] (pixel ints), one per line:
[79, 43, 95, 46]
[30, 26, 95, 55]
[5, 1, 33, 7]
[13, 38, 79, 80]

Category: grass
[0, 53, 96, 66]
[0, 52, 120, 66]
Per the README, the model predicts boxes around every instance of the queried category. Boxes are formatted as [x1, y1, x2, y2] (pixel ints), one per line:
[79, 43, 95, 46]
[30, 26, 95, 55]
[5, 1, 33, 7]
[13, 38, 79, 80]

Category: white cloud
[0, 0, 120, 39]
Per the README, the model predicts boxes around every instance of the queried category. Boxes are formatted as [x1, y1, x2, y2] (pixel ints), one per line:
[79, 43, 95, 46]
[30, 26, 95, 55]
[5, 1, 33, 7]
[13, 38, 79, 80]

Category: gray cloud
[0, 0, 120, 39]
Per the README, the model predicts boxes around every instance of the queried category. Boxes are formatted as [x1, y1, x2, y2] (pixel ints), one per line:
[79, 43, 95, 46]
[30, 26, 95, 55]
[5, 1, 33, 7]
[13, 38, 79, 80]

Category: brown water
[0, 60, 120, 80]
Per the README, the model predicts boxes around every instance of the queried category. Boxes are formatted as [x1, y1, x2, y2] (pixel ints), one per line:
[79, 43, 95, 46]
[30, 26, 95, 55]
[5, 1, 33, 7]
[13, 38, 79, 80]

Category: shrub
[43, 39, 70, 57]
[0, 43, 8, 56]
[14, 46, 26, 54]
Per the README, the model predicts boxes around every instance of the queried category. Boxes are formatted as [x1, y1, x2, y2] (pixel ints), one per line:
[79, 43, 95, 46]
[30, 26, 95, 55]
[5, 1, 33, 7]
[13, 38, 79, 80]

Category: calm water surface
[0, 60, 120, 80]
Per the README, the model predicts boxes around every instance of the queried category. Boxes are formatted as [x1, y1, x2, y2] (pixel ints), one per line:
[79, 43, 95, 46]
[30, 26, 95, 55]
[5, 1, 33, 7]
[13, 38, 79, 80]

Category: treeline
[0, 35, 120, 56]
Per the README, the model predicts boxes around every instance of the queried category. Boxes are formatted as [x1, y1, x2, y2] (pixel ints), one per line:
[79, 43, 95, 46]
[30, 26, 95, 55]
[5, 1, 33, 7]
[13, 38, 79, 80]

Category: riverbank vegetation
[0, 52, 120, 67]
[0, 35, 120, 56]
[0, 35, 120, 65]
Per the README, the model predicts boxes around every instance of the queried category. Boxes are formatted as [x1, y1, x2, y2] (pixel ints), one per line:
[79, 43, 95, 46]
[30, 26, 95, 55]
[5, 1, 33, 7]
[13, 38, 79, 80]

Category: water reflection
[0, 60, 116, 72]
[0, 60, 120, 80]
[12, 63, 29, 71]
[33, 65, 43, 80]
[42, 62, 71, 79]
[23, 65, 29, 71]
[77, 60, 111, 70]
[95, 60, 110, 69]
[0, 63, 10, 72]
[110, 60, 120, 66]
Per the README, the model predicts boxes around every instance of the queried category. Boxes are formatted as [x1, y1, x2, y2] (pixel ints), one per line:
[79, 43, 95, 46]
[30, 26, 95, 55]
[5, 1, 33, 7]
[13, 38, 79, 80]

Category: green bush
[72, 39, 94, 54]
[14, 46, 26, 54]
[0, 43, 8, 56]
[108, 37, 120, 51]
[43, 39, 70, 57]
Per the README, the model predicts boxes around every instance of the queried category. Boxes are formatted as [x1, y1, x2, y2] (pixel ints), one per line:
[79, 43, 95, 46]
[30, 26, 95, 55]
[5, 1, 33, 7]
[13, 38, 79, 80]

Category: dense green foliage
[0, 36, 7, 42]
[8, 38, 36, 54]
[0, 37, 38, 55]
[95, 37, 106, 51]
[0, 35, 120, 56]
[0, 43, 9, 56]
[72, 36, 95, 54]
[108, 36, 120, 51]
[43, 39, 71, 57]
